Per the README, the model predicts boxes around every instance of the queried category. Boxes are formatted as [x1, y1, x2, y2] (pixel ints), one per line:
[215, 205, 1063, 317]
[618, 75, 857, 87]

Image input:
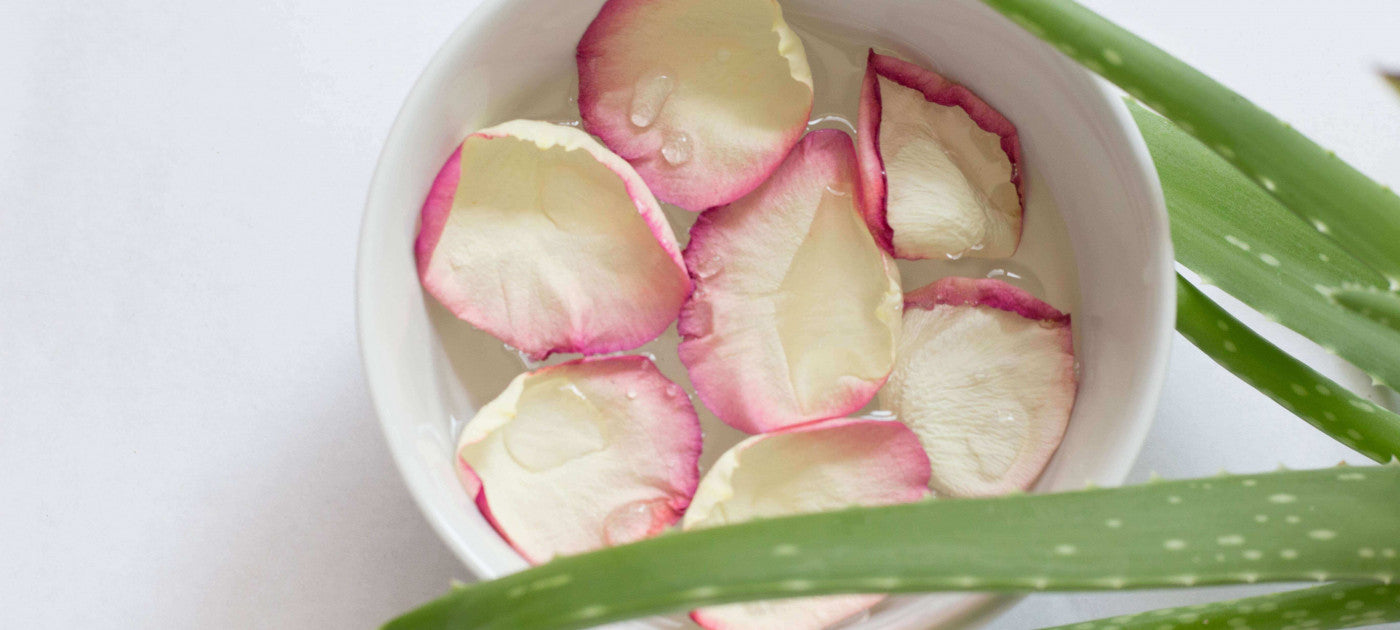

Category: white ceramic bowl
[357, 0, 1174, 627]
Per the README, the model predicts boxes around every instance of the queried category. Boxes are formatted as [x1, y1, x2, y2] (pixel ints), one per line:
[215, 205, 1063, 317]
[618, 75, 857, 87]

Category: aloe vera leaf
[1129, 101, 1400, 393]
[1385, 71, 1400, 97]
[1332, 287, 1400, 336]
[978, 0, 1400, 287]
[1176, 274, 1400, 463]
[1042, 582, 1400, 630]
[384, 466, 1399, 630]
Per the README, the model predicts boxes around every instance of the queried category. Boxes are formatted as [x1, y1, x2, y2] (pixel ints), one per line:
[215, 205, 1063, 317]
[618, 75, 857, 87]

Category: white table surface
[3, 1, 1397, 628]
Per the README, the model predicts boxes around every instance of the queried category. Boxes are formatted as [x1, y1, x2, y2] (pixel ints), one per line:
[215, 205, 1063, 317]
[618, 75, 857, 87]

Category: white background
[2, 1, 1397, 628]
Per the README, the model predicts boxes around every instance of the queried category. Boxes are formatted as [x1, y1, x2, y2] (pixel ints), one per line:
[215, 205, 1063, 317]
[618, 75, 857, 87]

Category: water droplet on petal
[630, 73, 675, 128]
[504, 343, 547, 369]
[693, 254, 723, 279]
[603, 499, 663, 546]
[824, 184, 852, 198]
[661, 131, 692, 165]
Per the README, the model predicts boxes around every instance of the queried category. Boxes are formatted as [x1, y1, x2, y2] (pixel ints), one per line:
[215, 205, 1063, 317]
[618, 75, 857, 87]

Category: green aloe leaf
[979, 0, 1400, 288]
[385, 466, 1399, 630]
[1175, 274, 1400, 463]
[1332, 287, 1400, 335]
[1129, 101, 1400, 393]
[1043, 582, 1400, 630]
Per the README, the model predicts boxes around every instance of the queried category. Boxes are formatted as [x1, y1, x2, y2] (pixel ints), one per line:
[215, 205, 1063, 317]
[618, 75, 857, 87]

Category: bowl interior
[357, 0, 1174, 628]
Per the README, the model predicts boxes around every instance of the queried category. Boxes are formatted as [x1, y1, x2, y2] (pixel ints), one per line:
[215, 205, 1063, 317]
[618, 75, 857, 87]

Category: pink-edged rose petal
[416, 120, 691, 360]
[880, 277, 1076, 497]
[679, 130, 903, 434]
[577, 0, 814, 211]
[456, 355, 701, 565]
[857, 50, 1024, 259]
[684, 418, 932, 630]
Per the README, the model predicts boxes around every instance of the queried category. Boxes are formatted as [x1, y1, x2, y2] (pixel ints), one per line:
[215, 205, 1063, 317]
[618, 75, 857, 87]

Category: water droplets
[603, 499, 661, 545]
[824, 183, 852, 198]
[692, 253, 723, 280]
[807, 114, 857, 135]
[505, 343, 548, 370]
[661, 131, 693, 165]
[993, 406, 1020, 425]
[630, 73, 675, 128]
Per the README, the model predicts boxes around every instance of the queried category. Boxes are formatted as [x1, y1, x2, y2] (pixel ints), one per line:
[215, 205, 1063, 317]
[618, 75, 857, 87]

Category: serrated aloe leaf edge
[1043, 582, 1400, 630]
[1130, 101, 1400, 393]
[1175, 274, 1400, 463]
[979, 0, 1400, 288]
[385, 467, 1399, 630]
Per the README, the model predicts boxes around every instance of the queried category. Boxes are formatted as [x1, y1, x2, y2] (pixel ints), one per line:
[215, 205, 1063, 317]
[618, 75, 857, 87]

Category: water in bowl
[422, 11, 1081, 628]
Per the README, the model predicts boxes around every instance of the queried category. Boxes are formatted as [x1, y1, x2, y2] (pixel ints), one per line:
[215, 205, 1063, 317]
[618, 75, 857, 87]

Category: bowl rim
[355, 0, 1175, 624]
